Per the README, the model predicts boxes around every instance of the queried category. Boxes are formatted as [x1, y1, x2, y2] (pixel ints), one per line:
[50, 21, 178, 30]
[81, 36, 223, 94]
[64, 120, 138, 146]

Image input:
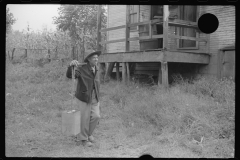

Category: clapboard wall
[107, 5, 139, 53]
[198, 5, 235, 76]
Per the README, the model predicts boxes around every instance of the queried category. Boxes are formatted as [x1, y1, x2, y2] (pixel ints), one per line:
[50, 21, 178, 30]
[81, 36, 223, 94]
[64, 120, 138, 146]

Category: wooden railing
[100, 19, 164, 45]
[100, 19, 208, 43]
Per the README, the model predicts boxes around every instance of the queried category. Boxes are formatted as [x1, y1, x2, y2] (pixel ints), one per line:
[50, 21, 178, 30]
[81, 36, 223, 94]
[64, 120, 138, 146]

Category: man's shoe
[88, 135, 95, 143]
[82, 140, 93, 147]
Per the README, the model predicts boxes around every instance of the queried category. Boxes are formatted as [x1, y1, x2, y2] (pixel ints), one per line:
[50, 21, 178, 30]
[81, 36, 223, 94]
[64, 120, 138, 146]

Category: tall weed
[107, 75, 234, 145]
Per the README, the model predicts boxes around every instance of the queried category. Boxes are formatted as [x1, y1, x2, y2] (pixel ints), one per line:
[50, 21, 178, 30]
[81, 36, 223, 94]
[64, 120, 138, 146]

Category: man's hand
[69, 60, 86, 67]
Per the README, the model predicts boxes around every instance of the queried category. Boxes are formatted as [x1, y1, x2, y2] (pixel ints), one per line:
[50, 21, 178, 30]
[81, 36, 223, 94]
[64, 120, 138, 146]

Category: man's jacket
[66, 62, 100, 104]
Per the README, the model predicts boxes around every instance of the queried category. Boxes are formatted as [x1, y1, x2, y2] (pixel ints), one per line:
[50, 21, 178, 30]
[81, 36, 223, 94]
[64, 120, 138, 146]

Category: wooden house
[96, 5, 235, 86]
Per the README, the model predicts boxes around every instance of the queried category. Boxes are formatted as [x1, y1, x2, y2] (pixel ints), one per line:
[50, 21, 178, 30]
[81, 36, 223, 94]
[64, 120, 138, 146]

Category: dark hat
[84, 50, 101, 62]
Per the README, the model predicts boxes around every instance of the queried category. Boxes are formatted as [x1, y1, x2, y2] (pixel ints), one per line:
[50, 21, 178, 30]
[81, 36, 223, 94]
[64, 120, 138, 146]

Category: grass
[102, 77, 235, 157]
[5, 57, 235, 158]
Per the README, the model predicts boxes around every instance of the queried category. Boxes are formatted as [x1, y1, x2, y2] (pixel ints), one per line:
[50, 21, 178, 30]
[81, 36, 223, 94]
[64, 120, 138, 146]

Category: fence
[6, 46, 81, 63]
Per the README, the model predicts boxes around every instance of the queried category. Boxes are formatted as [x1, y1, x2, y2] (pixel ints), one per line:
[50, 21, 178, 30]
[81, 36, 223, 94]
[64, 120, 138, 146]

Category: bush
[173, 75, 235, 104]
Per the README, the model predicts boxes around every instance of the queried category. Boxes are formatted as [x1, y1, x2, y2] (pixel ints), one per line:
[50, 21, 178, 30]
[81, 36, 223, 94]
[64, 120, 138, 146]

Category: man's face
[88, 54, 98, 66]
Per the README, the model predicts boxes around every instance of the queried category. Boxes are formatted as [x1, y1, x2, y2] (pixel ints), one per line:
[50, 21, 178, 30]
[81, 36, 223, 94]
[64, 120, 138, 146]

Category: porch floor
[99, 49, 210, 64]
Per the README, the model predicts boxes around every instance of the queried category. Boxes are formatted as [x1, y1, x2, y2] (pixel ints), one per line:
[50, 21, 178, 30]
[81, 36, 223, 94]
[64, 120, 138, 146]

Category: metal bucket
[62, 110, 81, 136]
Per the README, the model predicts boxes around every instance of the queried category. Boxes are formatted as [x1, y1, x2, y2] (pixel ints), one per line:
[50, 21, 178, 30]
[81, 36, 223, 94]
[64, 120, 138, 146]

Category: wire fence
[6, 46, 77, 62]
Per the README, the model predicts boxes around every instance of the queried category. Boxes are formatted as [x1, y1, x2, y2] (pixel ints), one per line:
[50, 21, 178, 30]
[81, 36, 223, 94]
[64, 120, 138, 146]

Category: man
[66, 50, 101, 147]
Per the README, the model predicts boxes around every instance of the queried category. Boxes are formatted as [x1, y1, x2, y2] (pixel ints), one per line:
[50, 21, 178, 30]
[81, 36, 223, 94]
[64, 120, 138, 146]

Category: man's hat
[84, 50, 101, 62]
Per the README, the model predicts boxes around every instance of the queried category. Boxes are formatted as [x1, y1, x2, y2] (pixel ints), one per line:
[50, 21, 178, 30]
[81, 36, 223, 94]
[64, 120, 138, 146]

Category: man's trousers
[76, 98, 100, 141]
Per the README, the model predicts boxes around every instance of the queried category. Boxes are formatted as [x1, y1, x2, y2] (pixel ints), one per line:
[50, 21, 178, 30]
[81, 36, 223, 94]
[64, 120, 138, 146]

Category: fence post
[25, 49, 27, 58]
[48, 49, 51, 62]
[72, 46, 75, 60]
[55, 47, 58, 59]
[12, 48, 15, 60]
[8, 51, 10, 60]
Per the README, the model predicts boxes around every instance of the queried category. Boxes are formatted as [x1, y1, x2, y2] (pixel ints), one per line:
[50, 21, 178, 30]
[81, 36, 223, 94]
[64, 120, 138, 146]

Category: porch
[96, 5, 211, 87]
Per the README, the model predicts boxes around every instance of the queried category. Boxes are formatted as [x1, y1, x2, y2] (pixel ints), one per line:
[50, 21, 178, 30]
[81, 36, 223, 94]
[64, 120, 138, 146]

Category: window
[129, 5, 138, 31]
[178, 5, 198, 49]
[151, 5, 163, 19]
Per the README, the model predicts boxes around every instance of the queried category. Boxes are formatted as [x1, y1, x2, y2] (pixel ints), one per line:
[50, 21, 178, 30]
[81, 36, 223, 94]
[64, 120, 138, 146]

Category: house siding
[198, 5, 235, 76]
[107, 5, 140, 53]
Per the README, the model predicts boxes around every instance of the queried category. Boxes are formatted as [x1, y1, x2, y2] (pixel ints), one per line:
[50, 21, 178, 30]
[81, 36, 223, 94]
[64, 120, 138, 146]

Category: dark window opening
[179, 5, 198, 48]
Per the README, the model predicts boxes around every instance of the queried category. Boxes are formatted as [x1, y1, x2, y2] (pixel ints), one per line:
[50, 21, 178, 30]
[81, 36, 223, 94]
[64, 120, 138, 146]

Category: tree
[6, 8, 16, 34]
[53, 5, 107, 60]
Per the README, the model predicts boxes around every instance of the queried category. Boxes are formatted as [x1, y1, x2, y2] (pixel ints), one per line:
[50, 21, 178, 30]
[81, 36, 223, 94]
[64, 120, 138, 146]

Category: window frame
[177, 5, 199, 50]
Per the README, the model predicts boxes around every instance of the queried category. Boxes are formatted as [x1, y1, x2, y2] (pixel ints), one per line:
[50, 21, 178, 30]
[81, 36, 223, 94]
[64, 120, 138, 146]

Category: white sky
[7, 4, 60, 32]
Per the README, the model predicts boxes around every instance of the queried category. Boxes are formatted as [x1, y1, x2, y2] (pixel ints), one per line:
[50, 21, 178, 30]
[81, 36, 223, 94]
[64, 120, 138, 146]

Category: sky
[7, 4, 60, 32]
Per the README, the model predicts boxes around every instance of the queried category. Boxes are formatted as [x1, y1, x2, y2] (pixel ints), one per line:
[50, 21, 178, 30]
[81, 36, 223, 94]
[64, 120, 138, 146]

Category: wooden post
[99, 63, 105, 83]
[104, 62, 115, 81]
[56, 47, 58, 58]
[116, 62, 120, 81]
[97, 5, 102, 82]
[97, 5, 102, 51]
[163, 5, 169, 50]
[76, 46, 78, 61]
[122, 62, 126, 84]
[8, 51, 10, 60]
[48, 49, 51, 62]
[161, 61, 169, 88]
[217, 50, 224, 79]
[12, 48, 15, 60]
[125, 5, 130, 52]
[124, 5, 130, 84]
[126, 62, 130, 83]
[149, 22, 152, 39]
[206, 34, 210, 54]
[158, 62, 162, 86]
[25, 49, 27, 58]
[72, 46, 75, 60]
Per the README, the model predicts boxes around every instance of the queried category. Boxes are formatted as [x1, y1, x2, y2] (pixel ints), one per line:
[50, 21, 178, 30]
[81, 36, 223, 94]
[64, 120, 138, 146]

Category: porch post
[163, 5, 169, 50]
[124, 5, 130, 84]
[126, 62, 130, 83]
[161, 61, 169, 88]
[104, 62, 115, 81]
[116, 62, 120, 81]
[158, 62, 162, 86]
[122, 62, 127, 84]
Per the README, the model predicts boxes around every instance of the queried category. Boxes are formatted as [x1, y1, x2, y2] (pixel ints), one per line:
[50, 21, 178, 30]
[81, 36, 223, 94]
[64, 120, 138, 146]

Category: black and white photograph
[6, 4, 235, 158]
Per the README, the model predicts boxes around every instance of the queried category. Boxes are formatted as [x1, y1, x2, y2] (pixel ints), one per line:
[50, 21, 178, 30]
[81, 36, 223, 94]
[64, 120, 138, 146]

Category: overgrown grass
[107, 76, 235, 158]
[6, 59, 74, 157]
[5, 59, 235, 158]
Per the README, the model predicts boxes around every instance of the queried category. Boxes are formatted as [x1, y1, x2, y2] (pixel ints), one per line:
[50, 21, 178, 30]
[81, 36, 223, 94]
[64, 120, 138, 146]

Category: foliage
[6, 7, 16, 34]
[53, 5, 107, 52]
[6, 5, 107, 62]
